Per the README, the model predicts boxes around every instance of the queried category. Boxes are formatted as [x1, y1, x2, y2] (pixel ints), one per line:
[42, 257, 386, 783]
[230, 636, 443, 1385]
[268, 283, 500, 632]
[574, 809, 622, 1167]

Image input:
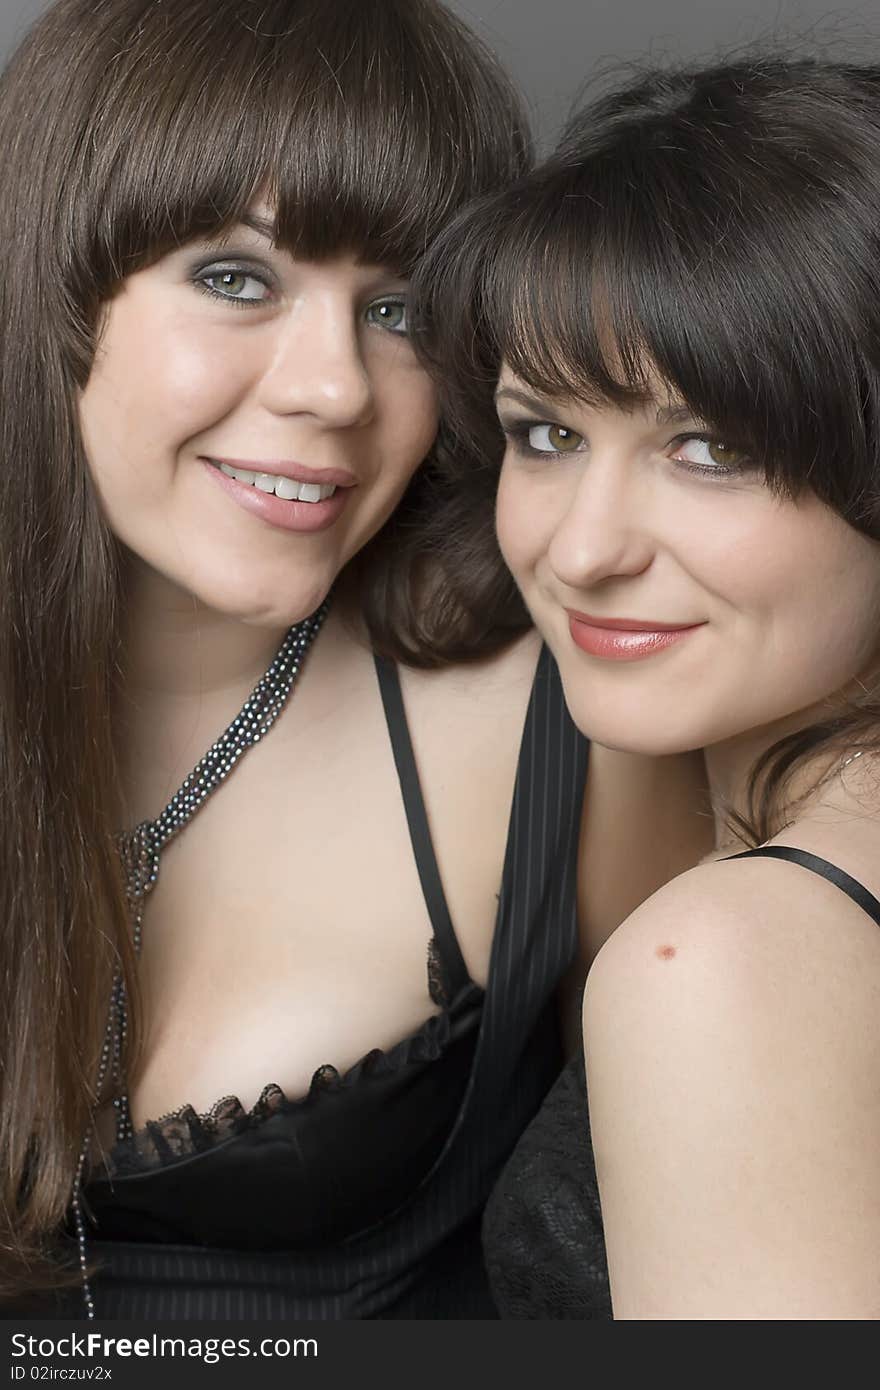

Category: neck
[704, 698, 853, 850]
[114, 558, 299, 827]
[120, 556, 290, 700]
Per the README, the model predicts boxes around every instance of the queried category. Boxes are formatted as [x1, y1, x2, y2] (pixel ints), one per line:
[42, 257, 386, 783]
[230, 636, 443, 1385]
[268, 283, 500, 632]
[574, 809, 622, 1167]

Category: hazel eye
[672, 437, 752, 472]
[365, 298, 408, 335]
[712, 442, 750, 466]
[528, 423, 584, 453]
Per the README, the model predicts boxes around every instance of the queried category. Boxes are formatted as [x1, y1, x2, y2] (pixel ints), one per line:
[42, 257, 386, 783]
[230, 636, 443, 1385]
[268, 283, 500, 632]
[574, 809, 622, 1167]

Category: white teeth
[213, 462, 338, 502]
[220, 462, 256, 485]
[274, 477, 300, 501]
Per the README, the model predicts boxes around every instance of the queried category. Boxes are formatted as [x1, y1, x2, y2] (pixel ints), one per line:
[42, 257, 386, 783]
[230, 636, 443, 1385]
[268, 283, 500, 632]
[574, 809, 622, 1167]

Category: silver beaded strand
[69, 600, 329, 1318]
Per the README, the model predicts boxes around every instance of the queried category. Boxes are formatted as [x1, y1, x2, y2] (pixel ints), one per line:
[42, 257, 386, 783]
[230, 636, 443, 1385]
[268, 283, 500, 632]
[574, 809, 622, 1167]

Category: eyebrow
[494, 386, 562, 414]
[240, 212, 277, 242]
[495, 385, 698, 429]
[656, 403, 695, 425]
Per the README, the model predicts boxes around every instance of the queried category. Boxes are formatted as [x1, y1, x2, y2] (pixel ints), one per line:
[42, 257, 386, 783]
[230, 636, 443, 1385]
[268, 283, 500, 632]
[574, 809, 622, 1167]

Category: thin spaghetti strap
[727, 845, 880, 929]
[374, 654, 470, 998]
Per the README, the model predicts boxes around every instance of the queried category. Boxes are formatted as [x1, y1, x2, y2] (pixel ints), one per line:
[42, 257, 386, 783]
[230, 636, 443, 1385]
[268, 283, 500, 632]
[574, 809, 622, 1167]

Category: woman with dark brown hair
[0, 0, 709, 1321]
[417, 54, 880, 1319]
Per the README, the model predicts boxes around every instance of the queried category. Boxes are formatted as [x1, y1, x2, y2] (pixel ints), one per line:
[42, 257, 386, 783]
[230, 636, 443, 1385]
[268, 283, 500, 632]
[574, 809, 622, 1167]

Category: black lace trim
[104, 1001, 453, 1178]
[483, 1052, 612, 1320]
[427, 937, 449, 1008]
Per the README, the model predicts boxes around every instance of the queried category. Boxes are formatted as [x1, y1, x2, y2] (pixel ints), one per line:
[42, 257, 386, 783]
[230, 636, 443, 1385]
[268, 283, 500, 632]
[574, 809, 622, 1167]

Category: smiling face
[495, 368, 880, 757]
[78, 213, 438, 627]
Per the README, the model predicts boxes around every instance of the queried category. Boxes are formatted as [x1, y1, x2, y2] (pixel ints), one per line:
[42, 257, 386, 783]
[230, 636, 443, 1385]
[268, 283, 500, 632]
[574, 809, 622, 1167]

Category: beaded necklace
[69, 600, 329, 1318]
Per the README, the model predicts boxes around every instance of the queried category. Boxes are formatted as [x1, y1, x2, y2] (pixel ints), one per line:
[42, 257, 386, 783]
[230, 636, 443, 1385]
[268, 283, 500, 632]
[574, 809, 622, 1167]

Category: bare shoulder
[583, 837, 880, 1318]
[586, 838, 880, 1020]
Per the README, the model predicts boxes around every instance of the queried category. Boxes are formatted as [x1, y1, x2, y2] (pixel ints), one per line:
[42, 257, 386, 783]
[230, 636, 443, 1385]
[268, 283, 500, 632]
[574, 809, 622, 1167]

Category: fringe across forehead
[26, 0, 528, 291]
[481, 153, 871, 496]
[420, 58, 880, 533]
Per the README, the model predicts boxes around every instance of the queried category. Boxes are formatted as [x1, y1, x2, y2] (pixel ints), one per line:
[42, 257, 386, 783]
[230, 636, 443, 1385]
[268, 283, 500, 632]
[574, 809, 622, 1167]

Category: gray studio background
[2, 0, 880, 146]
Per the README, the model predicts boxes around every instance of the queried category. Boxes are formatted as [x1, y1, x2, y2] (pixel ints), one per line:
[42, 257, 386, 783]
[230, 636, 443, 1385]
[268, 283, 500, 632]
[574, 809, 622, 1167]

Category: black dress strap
[727, 845, 880, 929]
[374, 654, 471, 999]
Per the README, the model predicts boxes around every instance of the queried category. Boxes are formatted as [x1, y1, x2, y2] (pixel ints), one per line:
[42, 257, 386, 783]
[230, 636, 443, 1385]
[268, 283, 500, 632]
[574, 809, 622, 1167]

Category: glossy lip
[204, 457, 358, 488]
[567, 610, 705, 662]
[202, 458, 352, 534]
[567, 610, 701, 632]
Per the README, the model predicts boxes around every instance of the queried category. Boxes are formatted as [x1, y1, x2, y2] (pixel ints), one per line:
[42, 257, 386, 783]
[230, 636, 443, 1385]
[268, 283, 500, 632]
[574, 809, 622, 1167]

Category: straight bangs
[424, 61, 880, 533]
[19, 0, 528, 323]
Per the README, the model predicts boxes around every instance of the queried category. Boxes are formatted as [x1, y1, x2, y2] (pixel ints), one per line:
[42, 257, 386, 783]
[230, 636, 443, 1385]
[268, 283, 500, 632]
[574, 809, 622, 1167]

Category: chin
[190, 573, 335, 629]
[585, 723, 705, 758]
[555, 683, 707, 757]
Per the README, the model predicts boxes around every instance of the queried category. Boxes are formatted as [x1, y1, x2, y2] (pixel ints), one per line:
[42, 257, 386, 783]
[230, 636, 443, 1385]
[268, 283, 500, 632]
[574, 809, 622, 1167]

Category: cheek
[787, 544, 880, 679]
[409, 378, 440, 462]
[700, 502, 880, 706]
[138, 333, 241, 425]
[676, 494, 854, 626]
[376, 364, 438, 479]
[734, 509, 877, 633]
[82, 311, 250, 461]
[496, 467, 544, 583]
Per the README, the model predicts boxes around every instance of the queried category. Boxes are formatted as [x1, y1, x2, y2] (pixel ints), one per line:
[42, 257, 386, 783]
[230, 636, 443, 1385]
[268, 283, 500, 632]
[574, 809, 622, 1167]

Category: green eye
[196, 268, 270, 305]
[214, 272, 248, 296]
[366, 298, 408, 334]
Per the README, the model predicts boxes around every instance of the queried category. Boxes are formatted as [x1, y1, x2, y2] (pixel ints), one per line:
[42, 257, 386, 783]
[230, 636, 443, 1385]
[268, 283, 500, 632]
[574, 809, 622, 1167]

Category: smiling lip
[567, 610, 705, 661]
[202, 458, 352, 534]
[204, 458, 357, 487]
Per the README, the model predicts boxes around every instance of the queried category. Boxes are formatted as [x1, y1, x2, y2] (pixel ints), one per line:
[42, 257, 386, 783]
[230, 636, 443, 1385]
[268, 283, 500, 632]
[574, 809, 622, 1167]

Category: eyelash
[668, 434, 749, 478]
[500, 421, 580, 458]
[501, 421, 751, 479]
[191, 262, 273, 310]
[364, 297, 408, 335]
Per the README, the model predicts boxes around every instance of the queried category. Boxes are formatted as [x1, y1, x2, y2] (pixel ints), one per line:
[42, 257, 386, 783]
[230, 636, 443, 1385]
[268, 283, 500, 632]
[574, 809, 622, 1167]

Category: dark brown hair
[414, 54, 880, 843]
[0, 0, 529, 1297]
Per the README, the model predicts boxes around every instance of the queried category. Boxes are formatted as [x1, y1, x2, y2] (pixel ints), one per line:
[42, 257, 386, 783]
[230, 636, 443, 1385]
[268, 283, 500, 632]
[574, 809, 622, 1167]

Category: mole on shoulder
[656, 944, 677, 961]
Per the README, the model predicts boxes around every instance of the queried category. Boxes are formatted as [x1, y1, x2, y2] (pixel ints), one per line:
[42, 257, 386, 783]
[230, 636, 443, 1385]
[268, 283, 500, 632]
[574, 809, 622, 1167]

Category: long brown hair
[413, 54, 880, 844]
[0, 0, 529, 1297]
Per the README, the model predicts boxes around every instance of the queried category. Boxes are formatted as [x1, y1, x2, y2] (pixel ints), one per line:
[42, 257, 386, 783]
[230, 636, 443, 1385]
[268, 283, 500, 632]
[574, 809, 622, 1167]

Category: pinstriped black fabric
[33, 646, 587, 1321]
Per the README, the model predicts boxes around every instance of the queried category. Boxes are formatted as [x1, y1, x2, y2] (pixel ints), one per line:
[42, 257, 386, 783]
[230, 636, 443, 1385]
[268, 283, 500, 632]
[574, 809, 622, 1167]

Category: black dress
[482, 845, 880, 1320]
[22, 645, 587, 1320]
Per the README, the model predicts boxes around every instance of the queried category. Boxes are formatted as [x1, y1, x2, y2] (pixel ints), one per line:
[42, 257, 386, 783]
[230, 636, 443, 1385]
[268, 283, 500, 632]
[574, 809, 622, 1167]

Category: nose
[256, 294, 374, 428]
[547, 451, 656, 591]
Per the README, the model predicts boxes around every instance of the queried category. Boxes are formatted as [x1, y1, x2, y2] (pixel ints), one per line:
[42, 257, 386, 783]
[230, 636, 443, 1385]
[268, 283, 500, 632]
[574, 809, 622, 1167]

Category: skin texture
[494, 374, 880, 773]
[81, 214, 437, 632]
[496, 366, 880, 1319]
[80, 231, 709, 1133]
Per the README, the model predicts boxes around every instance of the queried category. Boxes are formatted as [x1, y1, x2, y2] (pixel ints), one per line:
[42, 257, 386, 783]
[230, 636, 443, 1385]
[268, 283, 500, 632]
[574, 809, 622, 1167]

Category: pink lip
[567, 611, 704, 661]
[205, 458, 357, 487]
[203, 460, 351, 534]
